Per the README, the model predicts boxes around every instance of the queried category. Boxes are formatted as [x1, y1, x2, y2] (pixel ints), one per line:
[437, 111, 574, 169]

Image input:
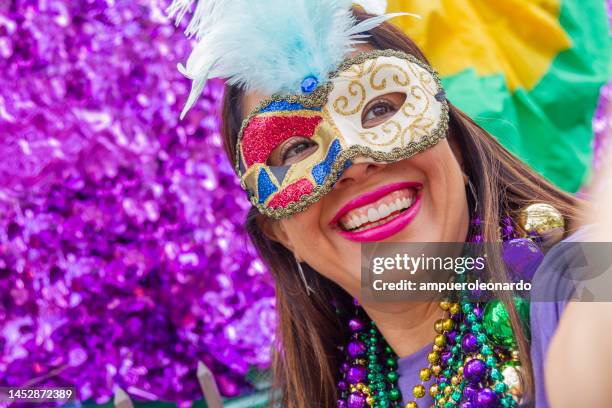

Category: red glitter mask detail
[268, 178, 315, 208]
[241, 115, 322, 167]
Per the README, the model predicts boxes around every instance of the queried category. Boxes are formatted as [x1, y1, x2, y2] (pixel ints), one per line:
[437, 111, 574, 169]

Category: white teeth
[352, 211, 404, 232]
[339, 189, 418, 231]
[378, 203, 391, 219]
[367, 208, 380, 223]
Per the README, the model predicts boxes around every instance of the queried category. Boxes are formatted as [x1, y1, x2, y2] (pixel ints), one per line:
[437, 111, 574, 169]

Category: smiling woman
[167, 1, 598, 407]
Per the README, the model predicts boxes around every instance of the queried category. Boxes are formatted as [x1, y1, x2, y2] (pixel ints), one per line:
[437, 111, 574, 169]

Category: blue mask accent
[258, 100, 321, 114]
[257, 168, 278, 204]
[311, 139, 341, 185]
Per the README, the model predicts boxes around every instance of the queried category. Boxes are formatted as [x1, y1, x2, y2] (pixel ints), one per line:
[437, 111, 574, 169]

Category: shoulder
[530, 224, 596, 305]
[528, 225, 601, 406]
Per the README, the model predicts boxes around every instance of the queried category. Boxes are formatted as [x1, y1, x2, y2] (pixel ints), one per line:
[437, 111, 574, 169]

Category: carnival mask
[235, 50, 450, 219]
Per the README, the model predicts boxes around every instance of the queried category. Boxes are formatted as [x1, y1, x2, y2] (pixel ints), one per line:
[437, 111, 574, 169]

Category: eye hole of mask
[267, 136, 319, 166]
[361, 92, 407, 129]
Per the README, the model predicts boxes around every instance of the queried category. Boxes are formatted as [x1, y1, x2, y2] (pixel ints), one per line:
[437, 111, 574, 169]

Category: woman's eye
[268, 137, 318, 166]
[361, 93, 406, 128]
[363, 101, 395, 124]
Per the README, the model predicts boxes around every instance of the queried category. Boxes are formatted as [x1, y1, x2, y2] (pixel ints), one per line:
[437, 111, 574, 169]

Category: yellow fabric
[387, 0, 572, 91]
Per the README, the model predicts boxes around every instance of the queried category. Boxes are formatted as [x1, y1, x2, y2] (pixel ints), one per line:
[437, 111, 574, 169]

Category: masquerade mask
[236, 50, 450, 219]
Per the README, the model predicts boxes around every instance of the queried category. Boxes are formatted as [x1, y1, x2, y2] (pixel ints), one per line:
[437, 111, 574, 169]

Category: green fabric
[442, 0, 611, 192]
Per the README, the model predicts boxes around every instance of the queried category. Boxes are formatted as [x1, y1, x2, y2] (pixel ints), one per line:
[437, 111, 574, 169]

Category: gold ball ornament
[405, 402, 418, 408]
[429, 384, 440, 397]
[517, 203, 565, 246]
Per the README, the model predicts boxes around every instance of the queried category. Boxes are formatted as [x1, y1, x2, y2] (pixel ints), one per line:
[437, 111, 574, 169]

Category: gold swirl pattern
[369, 63, 410, 91]
[333, 80, 366, 116]
[329, 53, 440, 149]
[358, 120, 402, 147]
[401, 116, 436, 145]
[405, 63, 437, 97]
[402, 85, 429, 118]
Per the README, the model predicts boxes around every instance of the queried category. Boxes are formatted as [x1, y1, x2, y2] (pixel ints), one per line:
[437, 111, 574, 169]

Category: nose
[334, 159, 386, 188]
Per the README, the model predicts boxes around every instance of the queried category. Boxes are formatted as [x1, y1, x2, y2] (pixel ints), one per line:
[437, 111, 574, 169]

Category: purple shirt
[397, 229, 590, 407]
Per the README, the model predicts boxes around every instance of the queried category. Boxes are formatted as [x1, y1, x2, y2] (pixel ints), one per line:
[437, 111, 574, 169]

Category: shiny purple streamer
[0, 0, 275, 405]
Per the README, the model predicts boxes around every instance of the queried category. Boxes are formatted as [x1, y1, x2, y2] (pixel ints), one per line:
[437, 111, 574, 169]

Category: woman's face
[241, 46, 470, 298]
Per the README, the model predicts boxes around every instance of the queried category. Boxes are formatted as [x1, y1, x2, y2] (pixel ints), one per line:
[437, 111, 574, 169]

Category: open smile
[330, 182, 423, 242]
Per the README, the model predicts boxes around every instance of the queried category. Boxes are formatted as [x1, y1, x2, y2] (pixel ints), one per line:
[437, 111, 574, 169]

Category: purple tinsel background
[0, 0, 275, 404]
[0, 0, 610, 405]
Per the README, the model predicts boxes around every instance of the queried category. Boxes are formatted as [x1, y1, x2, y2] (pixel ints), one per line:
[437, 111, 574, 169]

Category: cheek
[282, 203, 363, 293]
[415, 143, 469, 238]
[281, 203, 327, 256]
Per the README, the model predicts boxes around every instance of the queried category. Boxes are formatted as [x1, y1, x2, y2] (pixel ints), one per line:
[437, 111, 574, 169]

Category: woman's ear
[256, 214, 298, 256]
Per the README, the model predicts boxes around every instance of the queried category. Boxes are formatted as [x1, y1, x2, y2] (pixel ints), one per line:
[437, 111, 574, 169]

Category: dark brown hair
[221, 8, 581, 407]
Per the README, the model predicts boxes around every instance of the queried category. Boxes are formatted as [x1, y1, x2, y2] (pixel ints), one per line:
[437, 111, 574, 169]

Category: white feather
[354, 0, 388, 15]
[166, 0, 412, 117]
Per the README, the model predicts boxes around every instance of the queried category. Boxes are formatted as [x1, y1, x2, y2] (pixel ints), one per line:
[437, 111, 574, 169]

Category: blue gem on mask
[311, 139, 341, 185]
[257, 168, 278, 204]
[300, 76, 319, 94]
[435, 90, 446, 102]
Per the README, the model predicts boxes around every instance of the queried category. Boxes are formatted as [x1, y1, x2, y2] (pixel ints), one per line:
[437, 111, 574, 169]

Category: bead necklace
[336, 214, 545, 408]
[336, 298, 525, 408]
[337, 311, 402, 408]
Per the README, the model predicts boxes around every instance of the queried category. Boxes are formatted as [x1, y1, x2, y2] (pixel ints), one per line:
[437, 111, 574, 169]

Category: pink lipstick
[330, 182, 423, 242]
